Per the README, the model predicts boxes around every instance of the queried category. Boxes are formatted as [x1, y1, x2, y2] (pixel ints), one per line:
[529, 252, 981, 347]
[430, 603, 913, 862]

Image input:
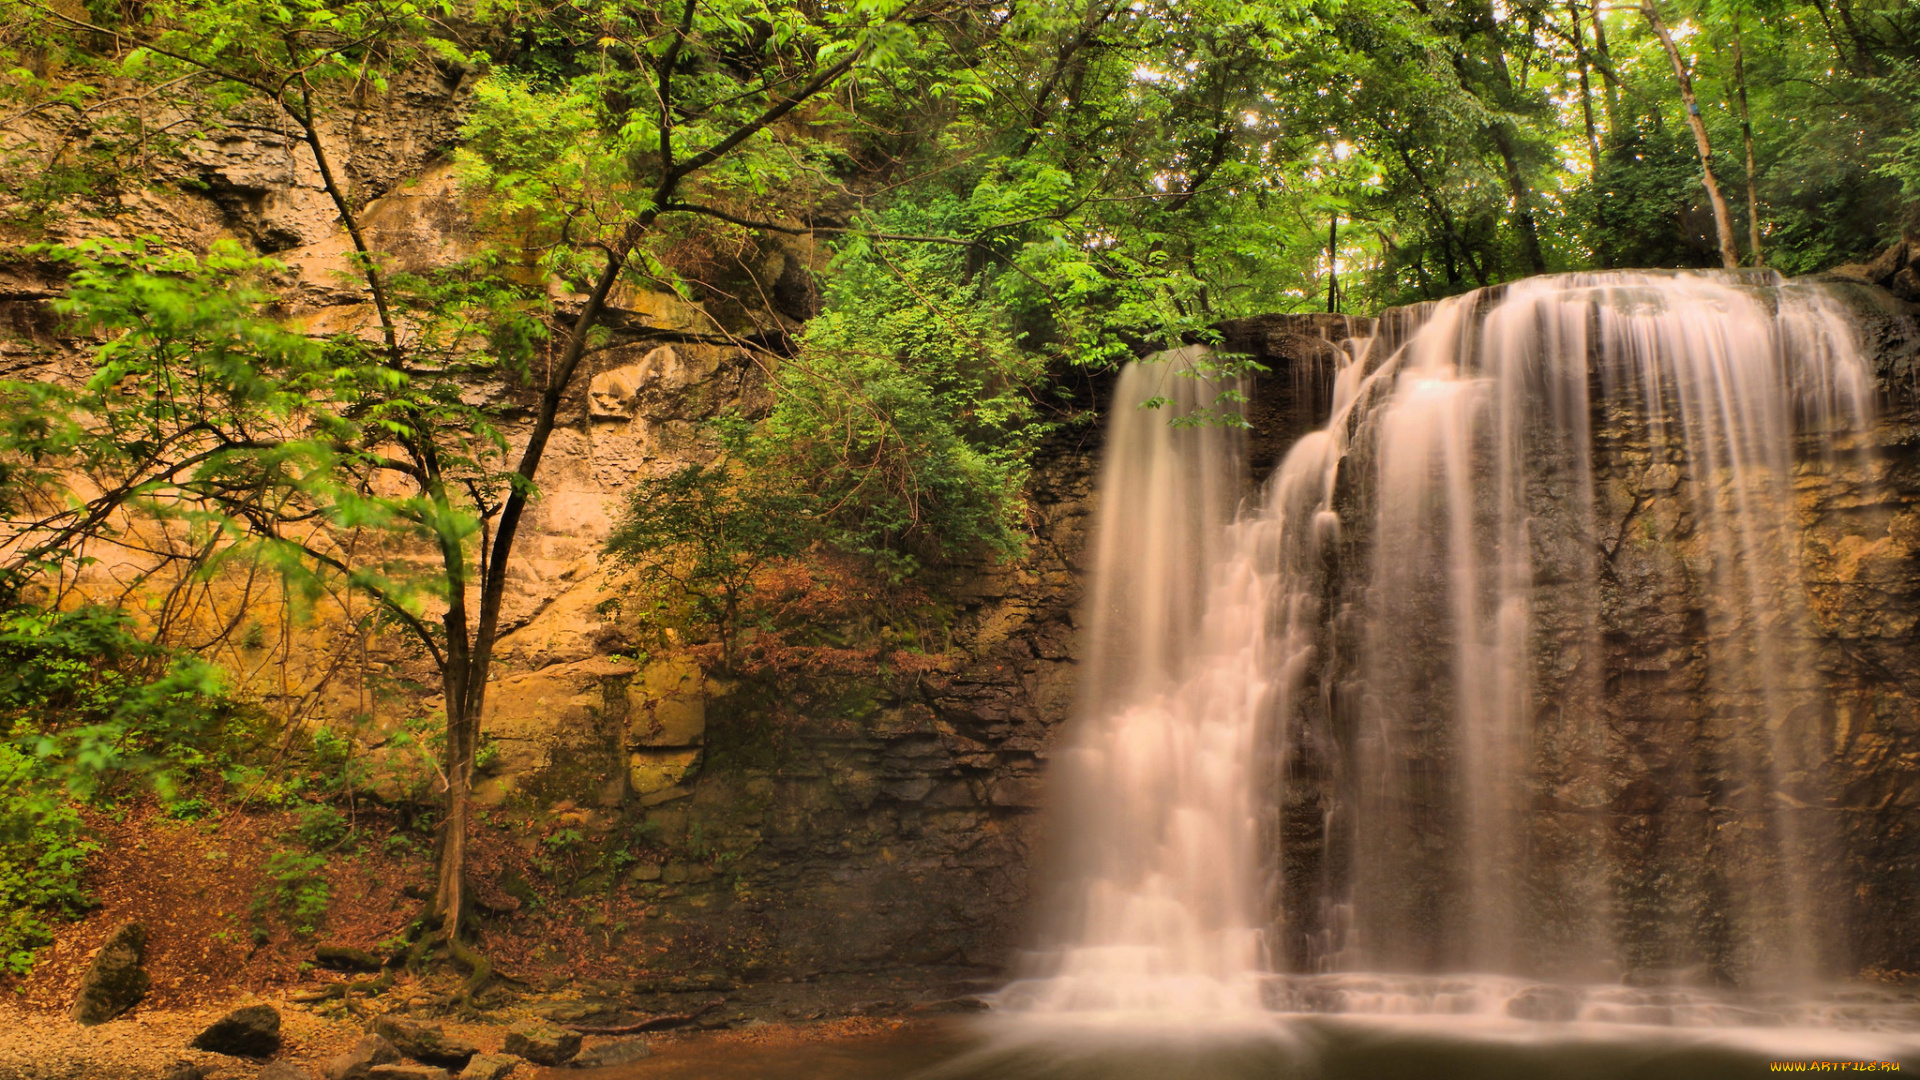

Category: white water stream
[997, 349, 1269, 1021]
[994, 273, 1917, 1048]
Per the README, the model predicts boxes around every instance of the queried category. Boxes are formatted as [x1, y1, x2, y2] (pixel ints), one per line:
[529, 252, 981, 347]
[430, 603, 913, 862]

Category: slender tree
[1449, 0, 1551, 274]
[1590, 0, 1624, 135]
[1569, 0, 1603, 171]
[1328, 213, 1341, 312]
[1731, 14, 1766, 264]
[1641, 0, 1741, 267]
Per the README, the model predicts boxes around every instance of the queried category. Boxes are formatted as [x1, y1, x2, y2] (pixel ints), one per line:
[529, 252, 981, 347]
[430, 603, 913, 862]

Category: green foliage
[0, 240, 326, 574]
[0, 231, 551, 670]
[765, 201, 1046, 575]
[0, 605, 226, 793]
[473, 734, 502, 775]
[248, 797, 350, 940]
[292, 803, 349, 851]
[453, 0, 922, 299]
[0, 604, 226, 971]
[0, 746, 94, 975]
[604, 458, 808, 659]
[1572, 133, 1724, 270]
[607, 198, 1048, 624]
[255, 849, 331, 938]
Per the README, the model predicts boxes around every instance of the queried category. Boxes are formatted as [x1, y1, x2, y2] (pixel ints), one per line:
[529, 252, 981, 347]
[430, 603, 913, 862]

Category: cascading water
[996, 349, 1271, 1020]
[991, 271, 1920, 1053]
[1314, 272, 1875, 994]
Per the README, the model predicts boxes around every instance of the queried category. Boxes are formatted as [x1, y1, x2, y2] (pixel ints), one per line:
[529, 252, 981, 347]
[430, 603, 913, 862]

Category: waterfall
[1315, 272, 1874, 992]
[996, 349, 1271, 1020]
[1002, 272, 1901, 1029]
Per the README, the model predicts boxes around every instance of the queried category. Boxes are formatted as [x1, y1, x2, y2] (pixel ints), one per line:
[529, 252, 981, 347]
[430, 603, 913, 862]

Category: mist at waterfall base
[936, 271, 1920, 1078]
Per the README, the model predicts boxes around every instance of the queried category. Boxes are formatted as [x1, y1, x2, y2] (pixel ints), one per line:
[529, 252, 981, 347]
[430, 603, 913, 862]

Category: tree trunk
[1805, 0, 1854, 73]
[435, 707, 473, 936]
[417, 34, 871, 953]
[1456, 0, 1549, 275]
[1589, 0, 1622, 139]
[1831, 0, 1878, 75]
[1327, 214, 1340, 313]
[1732, 21, 1764, 265]
[433, 553, 478, 943]
[1490, 123, 1549, 275]
[1569, 0, 1601, 171]
[1394, 140, 1488, 286]
[1642, 0, 1740, 269]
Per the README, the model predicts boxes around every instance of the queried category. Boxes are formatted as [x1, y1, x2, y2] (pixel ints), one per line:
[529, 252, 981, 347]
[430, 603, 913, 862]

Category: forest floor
[0, 801, 991, 1078]
[0, 999, 363, 1080]
[0, 1001, 939, 1079]
[9, 799, 717, 1014]
[12, 805, 425, 1015]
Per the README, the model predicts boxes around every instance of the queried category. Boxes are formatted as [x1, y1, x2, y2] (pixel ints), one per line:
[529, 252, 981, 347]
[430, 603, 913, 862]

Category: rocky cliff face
[1797, 285, 1920, 977]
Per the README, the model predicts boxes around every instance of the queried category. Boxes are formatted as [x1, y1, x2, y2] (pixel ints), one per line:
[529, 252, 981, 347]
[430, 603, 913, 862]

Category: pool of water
[564, 1012, 1920, 1080]
[552, 1022, 972, 1080]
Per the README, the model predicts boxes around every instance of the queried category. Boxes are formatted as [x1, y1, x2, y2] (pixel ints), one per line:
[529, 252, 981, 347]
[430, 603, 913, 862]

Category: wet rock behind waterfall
[1505, 985, 1581, 1022]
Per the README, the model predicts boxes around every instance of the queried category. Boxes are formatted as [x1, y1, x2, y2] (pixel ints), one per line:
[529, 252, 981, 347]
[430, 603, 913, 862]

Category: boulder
[191, 1005, 282, 1057]
[259, 1064, 316, 1080]
[457, 1056, 520, 1080]
[501, 1021, 580, 1066]
[369, 1016, 479, 1067]
[70, 922, 150, 1025]
[367, 1067, 450, 1080]
[161, 1064, 206, 1080]
[323, 1034, 401, 1080]
[1892, 267, 1920, 303]
[568, 1039, 651, 1069]
[1866, 239, 1912, 284]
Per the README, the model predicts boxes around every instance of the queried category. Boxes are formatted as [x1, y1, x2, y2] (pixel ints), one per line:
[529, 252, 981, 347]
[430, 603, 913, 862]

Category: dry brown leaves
[8, 799, 428, 1012]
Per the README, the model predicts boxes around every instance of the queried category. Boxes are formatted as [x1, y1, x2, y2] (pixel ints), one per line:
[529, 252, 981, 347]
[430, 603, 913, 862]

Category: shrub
[0, 604, 226, 971]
